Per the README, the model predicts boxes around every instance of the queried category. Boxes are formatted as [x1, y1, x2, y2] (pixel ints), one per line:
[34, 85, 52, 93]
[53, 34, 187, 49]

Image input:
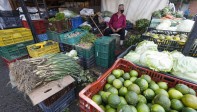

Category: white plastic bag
[80, 8, 94, 16]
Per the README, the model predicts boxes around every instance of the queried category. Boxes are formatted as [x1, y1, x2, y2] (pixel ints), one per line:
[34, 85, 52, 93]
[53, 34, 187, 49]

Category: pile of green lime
[91, 69, 197, 112]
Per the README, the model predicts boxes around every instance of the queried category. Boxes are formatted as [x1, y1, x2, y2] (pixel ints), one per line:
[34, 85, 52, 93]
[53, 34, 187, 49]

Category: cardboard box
[28, 75, 75, 106]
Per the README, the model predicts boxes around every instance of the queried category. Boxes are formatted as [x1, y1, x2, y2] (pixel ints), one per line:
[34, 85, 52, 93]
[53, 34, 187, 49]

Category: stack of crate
[0, 28, 34, 63]
[22, 19, 48, 42]
[76, 44, 95, 69]
[95, 36, 116, 68]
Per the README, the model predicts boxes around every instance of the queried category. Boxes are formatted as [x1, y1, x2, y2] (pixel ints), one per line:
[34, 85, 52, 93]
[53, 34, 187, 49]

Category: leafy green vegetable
[81, 25, 91, 31]
[135, 19, 150, 33]
[124, 35, 142, 48]
[135, 40, 158, 54]
[48, 13, 65, 22]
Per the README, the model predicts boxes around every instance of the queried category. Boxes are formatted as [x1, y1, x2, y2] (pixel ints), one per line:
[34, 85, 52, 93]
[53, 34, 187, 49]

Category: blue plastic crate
[38, 88, 75, 112]
[71, 17, 83, 30]
[38, 33, 48, 42]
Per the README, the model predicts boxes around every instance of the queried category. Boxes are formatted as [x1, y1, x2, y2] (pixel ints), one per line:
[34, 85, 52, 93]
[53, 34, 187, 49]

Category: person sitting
[104, 4, 126, 46]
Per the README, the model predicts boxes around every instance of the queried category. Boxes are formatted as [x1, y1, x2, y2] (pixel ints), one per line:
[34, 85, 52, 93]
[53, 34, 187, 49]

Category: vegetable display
[123, 40, 197, 83]
[152, 7, 183, 19]
[144, 32, 188, 45]
[49, 13, 66, 22]
[9, 53, 95, 94]
[135, 19, 150, 33]
[64, 31, 82, 38]
[77, 33, 97, 49]
[91, 69, 197, 112]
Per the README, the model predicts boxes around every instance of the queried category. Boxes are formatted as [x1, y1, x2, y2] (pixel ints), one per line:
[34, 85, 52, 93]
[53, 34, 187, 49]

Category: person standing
[104, 4, 126, 46]
[184, 8, 190, 19]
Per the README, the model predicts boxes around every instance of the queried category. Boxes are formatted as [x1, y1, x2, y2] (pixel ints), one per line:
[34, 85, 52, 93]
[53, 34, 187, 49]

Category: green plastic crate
[75, 45, 94, 59]
[46, 30, 64, 42]
[60, 29, 88, 45]
[95, 36, 116, 68]
[0, 40, 34, 60]
[95, 53, 115, 68]
[95, 36, 116, 53]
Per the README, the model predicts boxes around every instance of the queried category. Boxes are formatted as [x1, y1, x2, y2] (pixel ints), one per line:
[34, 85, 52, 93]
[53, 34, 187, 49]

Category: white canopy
[0, 0, 12, 10]
[101, 0, 169, 23]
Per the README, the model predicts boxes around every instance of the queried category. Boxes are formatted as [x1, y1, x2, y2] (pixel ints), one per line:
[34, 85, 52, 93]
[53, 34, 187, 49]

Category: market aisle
[0, 59, 42, 112]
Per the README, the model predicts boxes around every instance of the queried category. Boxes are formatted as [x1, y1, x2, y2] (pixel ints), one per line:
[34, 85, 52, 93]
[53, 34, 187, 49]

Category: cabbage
[172, 56, 197, 82]
[135, 41, 158, 54]
[140, 51, 173, 72]
[170, 50, 184, 61]
[65, 50, 78, 58]
[124, 51, 140, 64]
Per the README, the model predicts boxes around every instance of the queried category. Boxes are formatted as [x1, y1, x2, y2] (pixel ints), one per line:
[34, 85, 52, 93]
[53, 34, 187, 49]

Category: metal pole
[182, 20, 197, 56]
[17, 0, 39, 43]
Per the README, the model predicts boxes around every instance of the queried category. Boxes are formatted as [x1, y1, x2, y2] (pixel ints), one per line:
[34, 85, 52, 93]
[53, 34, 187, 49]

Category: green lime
[106, 108, 116, 112]
[112, 69, 123, 78]
[175, 84, 189, 95]
[153, 94, 171, 111]
[92, 94, 102, 105]
[143, 89, 155, 100]
[118, 77, 125, 83]
[127, 83, 141, 94]
[104, 84, 112, 91]
[107, 75, 116, 84]
[141, 74, 151, 83]
[108, 94, 121, 108]
[107, 87, 118, 94]
[101, 92, 111, 103]
[137, 103, 150, 112]
[181, 94, 197, 109]
[113, 79, 123, 89]
[181, 107, 197, 112]
[124, 80, 132, 87]
[171, 99, 184, 111]
[168, 89, 183, 99]
[138, 94, 147, 103]
[105, 105, 111, 109]
[157, 82, 168, 90]
[151, 104, 165, 112]
[135, 78, 149, 91]
[122, 73, 131, 80]
[149, 83, 159, 91]
[125, 91, 138, 105]
[189, 88, 196, 95]
[130, 77, 137, 82]
[99, 91, 105, 96]
[117, 105, 133, 112]
[119, 96, 127, 105]
[130, 70, 138, 77]
[130, 105, 137, 112]
[155, 89, 169, 97]
[119, 87, 128, 96]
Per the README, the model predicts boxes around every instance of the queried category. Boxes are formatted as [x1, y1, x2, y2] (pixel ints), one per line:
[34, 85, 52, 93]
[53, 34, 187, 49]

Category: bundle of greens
[48, 13, 66, 22]
[135, 19, 150, 33]
[77, 33, 97, 49]
[9, 53, 95, 94]
[81, 25, 91, 31]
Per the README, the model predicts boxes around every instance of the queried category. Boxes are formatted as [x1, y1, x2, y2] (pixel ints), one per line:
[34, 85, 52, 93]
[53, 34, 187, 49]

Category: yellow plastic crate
[0, 28, 33, 46]
[27, 40, 60, 58]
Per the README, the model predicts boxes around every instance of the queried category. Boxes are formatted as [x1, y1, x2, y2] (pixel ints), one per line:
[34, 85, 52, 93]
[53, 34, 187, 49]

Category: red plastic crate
[1, 55, 29, 67]
[22, 20, 48, 34]
[79, 59, 197, 112]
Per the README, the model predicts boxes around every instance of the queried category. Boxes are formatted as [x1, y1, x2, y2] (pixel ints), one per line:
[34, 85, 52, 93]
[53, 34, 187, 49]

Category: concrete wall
[189, 0, 197, 15]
